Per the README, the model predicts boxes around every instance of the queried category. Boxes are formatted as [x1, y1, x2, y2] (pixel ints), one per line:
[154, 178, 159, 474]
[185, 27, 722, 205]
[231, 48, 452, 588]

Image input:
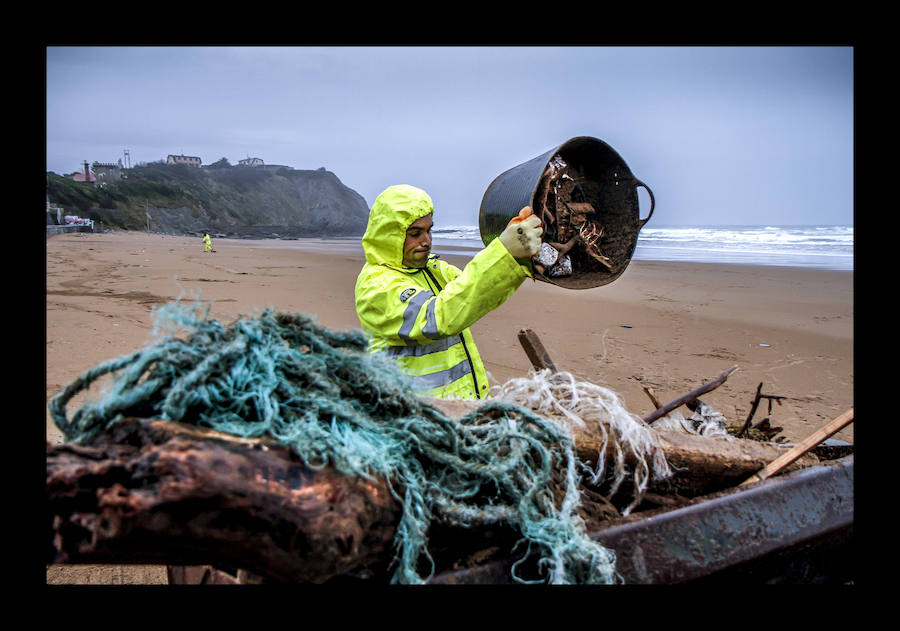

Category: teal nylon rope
[48, 299, 619, 584]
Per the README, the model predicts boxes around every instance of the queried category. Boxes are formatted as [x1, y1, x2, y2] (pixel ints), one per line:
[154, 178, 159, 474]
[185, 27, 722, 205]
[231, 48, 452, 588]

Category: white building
[166, 154, 202, 167]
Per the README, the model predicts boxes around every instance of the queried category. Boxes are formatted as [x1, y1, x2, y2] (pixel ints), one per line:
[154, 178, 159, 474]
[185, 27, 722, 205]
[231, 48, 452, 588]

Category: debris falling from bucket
[479, 137, 655, 290]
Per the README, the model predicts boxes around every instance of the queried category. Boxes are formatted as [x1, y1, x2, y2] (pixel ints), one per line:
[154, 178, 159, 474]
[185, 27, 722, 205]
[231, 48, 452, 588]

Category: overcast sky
[45, 46, 853, 227]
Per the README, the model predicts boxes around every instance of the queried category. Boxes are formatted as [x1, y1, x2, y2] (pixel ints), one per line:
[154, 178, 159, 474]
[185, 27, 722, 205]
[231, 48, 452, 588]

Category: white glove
[498, 207, 543, 259]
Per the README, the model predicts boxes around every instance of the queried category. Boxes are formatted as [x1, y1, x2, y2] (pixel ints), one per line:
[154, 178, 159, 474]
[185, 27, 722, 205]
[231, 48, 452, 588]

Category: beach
[45, 230, 854, 583]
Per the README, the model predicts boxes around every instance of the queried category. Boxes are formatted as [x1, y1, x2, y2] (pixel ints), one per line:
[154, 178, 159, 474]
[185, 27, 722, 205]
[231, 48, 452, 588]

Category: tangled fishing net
[48, 299, 621, 585]
[493, 370, 674, 515]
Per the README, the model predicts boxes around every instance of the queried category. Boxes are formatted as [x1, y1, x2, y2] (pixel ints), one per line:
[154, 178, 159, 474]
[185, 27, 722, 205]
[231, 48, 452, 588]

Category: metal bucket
[479, 136, 654, 289]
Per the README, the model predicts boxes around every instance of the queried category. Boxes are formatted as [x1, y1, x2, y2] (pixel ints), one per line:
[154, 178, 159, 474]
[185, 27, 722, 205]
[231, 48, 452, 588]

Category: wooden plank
[739, 408, 853, 486]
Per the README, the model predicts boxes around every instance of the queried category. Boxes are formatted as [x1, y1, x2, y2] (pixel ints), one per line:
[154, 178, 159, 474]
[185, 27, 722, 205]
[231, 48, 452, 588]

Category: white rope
[492, 369, 673, 515]
[653, 401, 732, 439]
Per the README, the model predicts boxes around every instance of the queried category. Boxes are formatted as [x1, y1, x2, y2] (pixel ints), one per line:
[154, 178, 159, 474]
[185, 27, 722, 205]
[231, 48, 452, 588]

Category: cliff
[46, 162, 371, 238]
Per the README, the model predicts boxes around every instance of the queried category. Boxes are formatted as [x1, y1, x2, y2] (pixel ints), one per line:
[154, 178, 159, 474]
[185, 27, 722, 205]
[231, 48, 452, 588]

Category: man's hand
[499, 206, 543, 259]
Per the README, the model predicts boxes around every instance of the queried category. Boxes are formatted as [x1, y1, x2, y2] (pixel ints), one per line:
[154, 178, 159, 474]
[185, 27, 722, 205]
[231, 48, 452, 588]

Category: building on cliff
[92, 160, 123, 186]
[71, 161, 96, 184]
[167, 154, 202, 167]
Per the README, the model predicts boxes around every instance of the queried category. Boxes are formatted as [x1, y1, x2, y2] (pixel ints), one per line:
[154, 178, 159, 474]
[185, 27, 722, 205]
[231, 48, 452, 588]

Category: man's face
[402, 214, 433, 268]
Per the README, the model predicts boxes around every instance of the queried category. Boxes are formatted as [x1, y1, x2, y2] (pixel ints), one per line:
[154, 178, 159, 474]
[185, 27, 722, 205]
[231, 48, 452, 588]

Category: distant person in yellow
[203, 232, 212, 253]
[354, 184, 542, 400]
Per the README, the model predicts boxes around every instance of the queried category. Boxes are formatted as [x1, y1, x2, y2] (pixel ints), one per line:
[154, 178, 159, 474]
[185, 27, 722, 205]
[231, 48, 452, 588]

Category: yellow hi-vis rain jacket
[355, 185, 531, 400]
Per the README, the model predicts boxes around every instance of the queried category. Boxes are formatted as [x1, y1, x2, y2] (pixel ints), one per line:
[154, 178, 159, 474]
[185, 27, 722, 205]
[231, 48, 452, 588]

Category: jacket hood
[362, 184, 434, 268]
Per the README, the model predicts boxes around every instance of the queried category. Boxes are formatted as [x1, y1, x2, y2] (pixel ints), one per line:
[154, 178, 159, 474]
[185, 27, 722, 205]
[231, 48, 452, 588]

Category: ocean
[430, 224, 854, 271]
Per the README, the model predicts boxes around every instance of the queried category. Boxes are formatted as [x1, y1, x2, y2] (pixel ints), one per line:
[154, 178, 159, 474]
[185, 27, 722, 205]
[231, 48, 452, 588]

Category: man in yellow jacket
[355, 184, 542, 400]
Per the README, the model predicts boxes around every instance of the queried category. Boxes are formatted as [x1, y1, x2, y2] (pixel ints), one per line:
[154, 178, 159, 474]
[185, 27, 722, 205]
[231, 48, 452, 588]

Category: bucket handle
[634, 179, 655, 228]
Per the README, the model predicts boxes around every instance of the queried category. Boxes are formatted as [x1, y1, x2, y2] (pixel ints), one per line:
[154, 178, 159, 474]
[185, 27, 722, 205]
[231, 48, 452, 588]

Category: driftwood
[532, 154, 618, 280]
[640, 384, 663, 409]
[642, 365, 739, 425]
[47, 404, 820, 581]
[426, 397, 818, 497]
[46, 418, 401, 583]
[517, 328, 559, 373]
[737, 382, 789, 437]
[577, 427, 818, 497]
[642, 381, 707, 414]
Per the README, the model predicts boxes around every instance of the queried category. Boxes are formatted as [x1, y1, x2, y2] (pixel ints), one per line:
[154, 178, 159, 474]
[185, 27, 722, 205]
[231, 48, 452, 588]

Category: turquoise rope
[48, 299, 619, 584]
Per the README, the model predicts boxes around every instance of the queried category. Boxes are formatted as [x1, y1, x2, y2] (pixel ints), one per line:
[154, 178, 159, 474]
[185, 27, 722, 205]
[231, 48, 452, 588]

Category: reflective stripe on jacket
[354, 185, 529, 400]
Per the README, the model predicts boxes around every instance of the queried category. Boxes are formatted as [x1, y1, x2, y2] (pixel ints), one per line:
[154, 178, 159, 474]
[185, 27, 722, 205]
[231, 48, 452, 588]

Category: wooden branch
[425, 397, 818, 498]
[737, 384, 789, 437]
[640, 384, 662, 409]
[546, 234, 579, 258]
[738, 382, 765, 437]
[739, 408, 853, 487]
[572, 426, 818, 497]
[517, 328, 558, 373]
[642, 365, 740, 425]
[46, 418, 402, 583]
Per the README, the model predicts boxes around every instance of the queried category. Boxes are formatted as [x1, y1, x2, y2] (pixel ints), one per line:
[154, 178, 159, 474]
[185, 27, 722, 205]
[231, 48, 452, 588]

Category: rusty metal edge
[428, 455, 854, 584]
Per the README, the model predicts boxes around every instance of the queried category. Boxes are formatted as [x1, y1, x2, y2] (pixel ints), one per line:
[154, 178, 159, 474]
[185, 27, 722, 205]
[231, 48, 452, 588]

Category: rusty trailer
[430, 454, 853, 584]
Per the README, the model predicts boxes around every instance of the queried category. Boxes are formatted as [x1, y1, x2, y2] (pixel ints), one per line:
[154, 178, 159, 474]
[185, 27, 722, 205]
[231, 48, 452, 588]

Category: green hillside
[46, 161, 370, 237]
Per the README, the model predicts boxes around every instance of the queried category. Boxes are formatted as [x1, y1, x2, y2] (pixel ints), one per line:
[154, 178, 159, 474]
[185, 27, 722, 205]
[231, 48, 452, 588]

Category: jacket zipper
[422, 265, 482, 399]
